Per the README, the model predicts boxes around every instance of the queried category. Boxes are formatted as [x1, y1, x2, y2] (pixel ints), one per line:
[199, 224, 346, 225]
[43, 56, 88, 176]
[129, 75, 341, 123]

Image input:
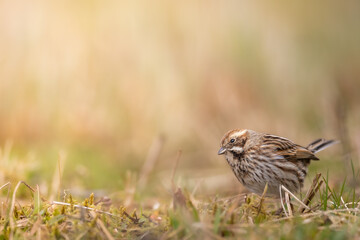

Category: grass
[0, 151, 359, 240]
[1, 182, 359, 239]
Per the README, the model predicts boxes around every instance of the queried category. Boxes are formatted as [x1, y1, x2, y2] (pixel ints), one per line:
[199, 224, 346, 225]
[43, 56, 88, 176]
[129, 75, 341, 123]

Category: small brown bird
[218, 129, 337, 196]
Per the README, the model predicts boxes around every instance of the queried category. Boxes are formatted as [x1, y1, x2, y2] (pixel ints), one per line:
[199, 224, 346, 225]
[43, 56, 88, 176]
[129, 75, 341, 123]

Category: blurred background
[0, 0, 359, 198]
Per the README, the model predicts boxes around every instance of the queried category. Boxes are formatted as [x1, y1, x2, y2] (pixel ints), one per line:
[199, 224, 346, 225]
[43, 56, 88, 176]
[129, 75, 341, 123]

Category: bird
[218, 129, 338, 196]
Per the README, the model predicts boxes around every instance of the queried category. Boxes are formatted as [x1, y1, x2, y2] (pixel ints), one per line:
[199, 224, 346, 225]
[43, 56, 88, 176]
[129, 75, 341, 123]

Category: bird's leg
[274, 185, 295, 216]
[281, 185, 311, 212]
[278, 185, 289, 217]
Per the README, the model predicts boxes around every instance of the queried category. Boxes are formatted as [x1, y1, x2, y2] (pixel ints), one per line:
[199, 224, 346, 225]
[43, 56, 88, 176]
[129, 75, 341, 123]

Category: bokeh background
[0, 1, 359, 197]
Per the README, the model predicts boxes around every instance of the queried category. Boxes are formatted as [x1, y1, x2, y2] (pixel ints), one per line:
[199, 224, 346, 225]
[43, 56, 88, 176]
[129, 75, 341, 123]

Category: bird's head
[218, 129, 249, 155]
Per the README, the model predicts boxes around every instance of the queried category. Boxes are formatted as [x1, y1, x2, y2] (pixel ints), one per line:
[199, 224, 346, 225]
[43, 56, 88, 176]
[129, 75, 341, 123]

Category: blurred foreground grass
[0, 162, 359, 239]
[1, 142, 360, 239]
[1, 0, 360, 191]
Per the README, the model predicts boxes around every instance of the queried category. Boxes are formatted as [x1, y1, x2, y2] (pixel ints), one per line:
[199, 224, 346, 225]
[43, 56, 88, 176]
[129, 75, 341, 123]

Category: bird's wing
[262, 134, 319, 161]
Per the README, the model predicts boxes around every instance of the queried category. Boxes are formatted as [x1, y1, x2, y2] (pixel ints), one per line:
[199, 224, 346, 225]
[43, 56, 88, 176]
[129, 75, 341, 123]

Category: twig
[299, 173, 322, 213]
[305, 193, 332, 213]
[122, 209, 138, 223]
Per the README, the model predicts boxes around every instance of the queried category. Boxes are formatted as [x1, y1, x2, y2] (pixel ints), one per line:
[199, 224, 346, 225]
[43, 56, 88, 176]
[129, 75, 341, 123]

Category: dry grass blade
[257, 182, 268, 215]
[50, 151, 66, 202]
[9, 181, 35, 240]
[225, 197, 241, 223]
[270, 208, 360, 224]
[0, 182, 11, 205]
[299, 173, 323, 213]
[51, 201, 118, 217]
[29, 216, 42, 236]
[34, 185, 41, 215]
[89, 211, 115, 240]
[124, 171, 137, 207]
[192, 223, 226, 240]
[138, 136, 164, 190]
[160, 226, 185, 240]
[279, 185, 288, 217]
[173, 187, 187, 210]
[341, 196, 351, 214]
[0, 182, 11, 191]
[171, 150, 182, 192]
[281, 185, 311, 211]
[285, 192, 293, 217]
[191, 178, 203, 196]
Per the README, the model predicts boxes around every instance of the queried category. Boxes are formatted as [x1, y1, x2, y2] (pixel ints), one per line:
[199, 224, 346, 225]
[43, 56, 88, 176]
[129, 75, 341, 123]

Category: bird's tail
[306, 138, 339, 153]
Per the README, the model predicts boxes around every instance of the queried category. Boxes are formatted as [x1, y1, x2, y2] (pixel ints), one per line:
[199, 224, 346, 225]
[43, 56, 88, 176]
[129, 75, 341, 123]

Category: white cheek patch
[230, 146, 244, 154]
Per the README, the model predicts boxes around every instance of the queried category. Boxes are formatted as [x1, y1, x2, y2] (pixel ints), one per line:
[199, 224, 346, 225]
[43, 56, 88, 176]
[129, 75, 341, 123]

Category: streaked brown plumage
[218, 129, 337, 196]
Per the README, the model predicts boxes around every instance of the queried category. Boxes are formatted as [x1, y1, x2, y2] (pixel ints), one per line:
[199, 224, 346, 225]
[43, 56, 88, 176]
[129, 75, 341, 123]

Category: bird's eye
[230, 139, 235, 143]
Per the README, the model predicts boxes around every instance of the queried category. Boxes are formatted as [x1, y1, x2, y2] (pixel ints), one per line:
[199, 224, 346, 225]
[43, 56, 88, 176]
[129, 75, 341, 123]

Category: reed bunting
[218, 129, 337, 196]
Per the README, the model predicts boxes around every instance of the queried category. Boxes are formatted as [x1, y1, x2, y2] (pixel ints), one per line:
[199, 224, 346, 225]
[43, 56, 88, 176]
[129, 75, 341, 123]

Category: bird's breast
[225, 153, 238, 167]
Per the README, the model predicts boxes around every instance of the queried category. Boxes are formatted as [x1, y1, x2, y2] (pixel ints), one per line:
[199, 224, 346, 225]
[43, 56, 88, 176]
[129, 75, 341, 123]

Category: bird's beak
[218, 147, 226, 155]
